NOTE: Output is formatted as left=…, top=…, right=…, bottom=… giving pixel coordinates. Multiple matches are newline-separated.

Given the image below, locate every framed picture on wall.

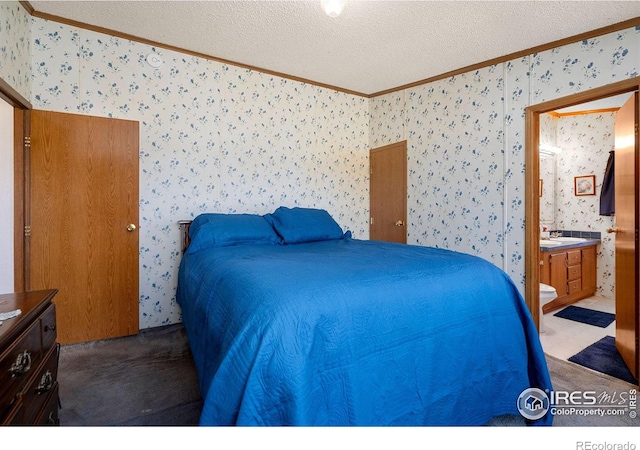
left=574, top=175, right=596, bottom=196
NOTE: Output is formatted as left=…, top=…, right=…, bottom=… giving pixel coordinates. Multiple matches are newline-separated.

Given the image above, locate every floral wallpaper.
left=369, top=91, right=405, bottom=148
left=405, top=66, right=506, bottom=270
left=0, top=1, right=31, bottom=101
left=504, top=56, right=534, bottom=286
left=554, top=112, right=617, bottom=298
left=371, top=26, right=639, bottom=295
left=1, top=0, right=638, bottom=328
left=25, top=16, right=369, bottom=328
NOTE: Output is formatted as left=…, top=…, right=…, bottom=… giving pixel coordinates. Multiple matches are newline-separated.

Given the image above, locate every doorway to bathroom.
left=537, top=97, right=624, bottom=375
left=525, top=77, right=640, bottom=385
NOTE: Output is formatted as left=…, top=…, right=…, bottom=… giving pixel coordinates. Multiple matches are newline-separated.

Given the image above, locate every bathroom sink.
left=550, top=237, right=587, bottom=242
left=540, top=236, right=589, bottom=247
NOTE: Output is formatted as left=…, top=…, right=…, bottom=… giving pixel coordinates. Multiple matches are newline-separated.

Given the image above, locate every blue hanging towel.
left=600, top=150, right=615, bottom=216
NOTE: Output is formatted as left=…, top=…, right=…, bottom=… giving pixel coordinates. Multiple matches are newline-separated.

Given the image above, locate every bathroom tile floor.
left=539, top=295, right=615, bottom=361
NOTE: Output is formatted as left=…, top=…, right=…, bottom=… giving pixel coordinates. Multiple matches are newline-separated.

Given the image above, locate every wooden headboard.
left=178, top=220, right=192, bottom=253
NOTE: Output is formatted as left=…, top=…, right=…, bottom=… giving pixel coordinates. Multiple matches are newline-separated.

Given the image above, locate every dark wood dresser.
left=0, top=289, right=59, bottom=425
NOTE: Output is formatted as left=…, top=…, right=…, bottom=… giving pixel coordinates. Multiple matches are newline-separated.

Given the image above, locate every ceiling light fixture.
left=321, top=0, right=345, bottom=17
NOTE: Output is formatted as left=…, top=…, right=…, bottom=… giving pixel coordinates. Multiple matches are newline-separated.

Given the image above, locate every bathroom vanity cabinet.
left=540, top=243, right=597, bottom=313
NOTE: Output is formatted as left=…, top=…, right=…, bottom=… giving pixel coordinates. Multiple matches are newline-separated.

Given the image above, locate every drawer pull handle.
left=9, top=350, right=32, bottom=377
left=36, top=370, right=54, bottom=394
left=44, top=324, right=56, bottom=332
left=47, top=411, right=58, bottom=425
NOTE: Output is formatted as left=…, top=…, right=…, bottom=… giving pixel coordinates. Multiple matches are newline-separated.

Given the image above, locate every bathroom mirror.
left=539, top=113, right=557, bottom=230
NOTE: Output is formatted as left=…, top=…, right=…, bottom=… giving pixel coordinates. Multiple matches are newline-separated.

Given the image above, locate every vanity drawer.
left=567, top=250, right=582, bottom=265
left=0, top=319, right=43, bottom=418
left=568, top=279, right=582, bottom=295
left=567, top=264, right=581, bottom=281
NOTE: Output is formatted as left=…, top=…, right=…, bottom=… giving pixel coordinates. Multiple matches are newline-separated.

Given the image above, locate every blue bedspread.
left=177, top=238, right=553, bottom=426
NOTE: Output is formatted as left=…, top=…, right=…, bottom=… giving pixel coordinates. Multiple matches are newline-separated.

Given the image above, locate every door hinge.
left=24, top=225, right=31, bottom=236
left=24, top=136, right=31, bottom=148
left=370, top=217, right=374, bottom=225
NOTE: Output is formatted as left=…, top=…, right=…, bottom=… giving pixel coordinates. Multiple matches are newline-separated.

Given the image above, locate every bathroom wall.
left=370, top=26, right=639, bottom=294
left=554, top=112, right=616, bottom=298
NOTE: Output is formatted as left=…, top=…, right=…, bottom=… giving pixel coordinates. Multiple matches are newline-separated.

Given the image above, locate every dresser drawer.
left=35, top=383, right=59, bottom=426
left=1, top=403, right=23, bottom=425
left=567, top=264, right=581, bottom=281
left=0, top=319, right=43, bottom=418
left=22, top=345, right=59, bottom=424
left=0, top=290, right=58, bottom=426
left=41, top=304, right=57, bottom=353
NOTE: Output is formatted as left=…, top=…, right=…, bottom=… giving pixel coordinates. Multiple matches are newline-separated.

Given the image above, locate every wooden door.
left=370, top=141, right=407, bottom=243
left=613, top=93, right=639, bottom=379
left=29, top=110, right=139, bottom=345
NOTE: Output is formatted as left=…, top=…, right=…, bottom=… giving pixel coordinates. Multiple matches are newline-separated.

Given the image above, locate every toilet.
left=539, top=283, right=558, bottom=333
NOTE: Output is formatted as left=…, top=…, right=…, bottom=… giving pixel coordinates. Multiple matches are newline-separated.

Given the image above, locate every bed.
left=176, top=207, right=553, bottom=426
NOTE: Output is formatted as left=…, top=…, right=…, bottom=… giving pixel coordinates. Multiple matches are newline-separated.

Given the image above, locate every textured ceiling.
left=28, top=1, right=640, bottom=96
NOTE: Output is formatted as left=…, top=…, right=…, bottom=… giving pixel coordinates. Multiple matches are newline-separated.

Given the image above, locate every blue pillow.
left=186, top=213, right=281, bottom=254
left=264, top=207, right=345, bottom=244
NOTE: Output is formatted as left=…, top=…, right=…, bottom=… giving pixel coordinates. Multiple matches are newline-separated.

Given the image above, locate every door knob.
left=606, top=227, right=620, bottom=234
left=395, top=220, right=405, bottom=227
left=127, top=223, right=137, bottom=232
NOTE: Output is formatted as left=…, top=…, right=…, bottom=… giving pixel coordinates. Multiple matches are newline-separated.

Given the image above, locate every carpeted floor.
left=57, top=324, right=203, bottom=426
left=544, top=354, right=638, bottom=426
left=56, top=323, right=638, bottom=427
